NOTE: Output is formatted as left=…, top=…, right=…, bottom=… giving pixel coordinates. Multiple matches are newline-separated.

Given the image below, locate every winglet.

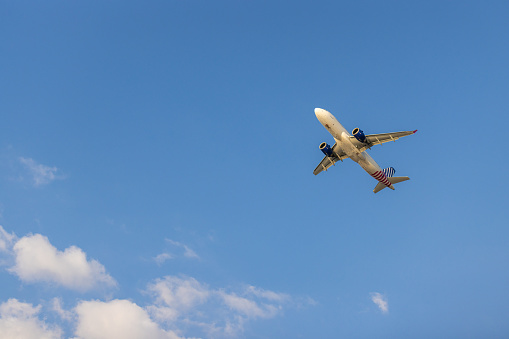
left=412, top=130, right=418, bottom=134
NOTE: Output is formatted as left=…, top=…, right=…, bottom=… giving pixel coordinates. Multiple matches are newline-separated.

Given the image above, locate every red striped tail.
left=371, top=170, right=393, bottom=188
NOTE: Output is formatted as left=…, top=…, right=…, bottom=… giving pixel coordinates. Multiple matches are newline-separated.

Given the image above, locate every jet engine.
left=319, top=142, right=334, bottom=157
left=352, top=128, right=367, bottom=143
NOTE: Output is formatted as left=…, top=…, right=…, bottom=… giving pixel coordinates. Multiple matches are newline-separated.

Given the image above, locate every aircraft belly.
left=321, top=115, right=348, bottom=140
left=314, top=107, right=413, bottom=191
left=358, top=152, right=382, bottom=175
left=328, top=125, right=346, bottom=140
left=339, top=132, right=362, bottom=161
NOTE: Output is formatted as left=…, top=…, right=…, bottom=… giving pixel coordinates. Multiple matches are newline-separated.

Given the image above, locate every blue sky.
left=1, top=1, right=508, bottom=338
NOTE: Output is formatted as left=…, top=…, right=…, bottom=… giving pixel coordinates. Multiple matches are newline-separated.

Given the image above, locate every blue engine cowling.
left=352, top=127, right=367, bottom=143
left=319, top=142, right=334, bottom=157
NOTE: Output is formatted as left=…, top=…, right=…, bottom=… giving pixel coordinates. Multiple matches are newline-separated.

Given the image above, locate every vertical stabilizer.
left=382, top=167, right=395, bottom=177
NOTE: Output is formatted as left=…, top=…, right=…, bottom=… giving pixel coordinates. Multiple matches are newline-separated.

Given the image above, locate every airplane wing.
left=313, top=143, right=349, bottom=175
left=349, top=130, right=417, bottom=152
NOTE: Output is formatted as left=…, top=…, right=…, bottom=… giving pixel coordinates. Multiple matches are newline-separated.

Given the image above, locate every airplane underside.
left=313, top=108, right=416, bottom=193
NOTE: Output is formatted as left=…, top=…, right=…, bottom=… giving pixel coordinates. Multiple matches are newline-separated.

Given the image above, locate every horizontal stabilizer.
left=388, top=176, right=410, bottom=185
left=373, top=176, right=410, bottom=194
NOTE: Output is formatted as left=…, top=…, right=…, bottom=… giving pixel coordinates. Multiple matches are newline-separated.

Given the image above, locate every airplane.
left=313, top=108, right=417, bottom=193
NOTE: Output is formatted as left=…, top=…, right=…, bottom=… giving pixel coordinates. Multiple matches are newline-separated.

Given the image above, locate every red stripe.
left=372, top=171, right=392, bottom=187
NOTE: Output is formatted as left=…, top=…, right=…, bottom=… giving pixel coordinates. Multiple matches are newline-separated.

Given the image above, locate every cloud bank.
left=0, top=226, right=308, bottom=338
left=0, top=275, right=294, bottom=339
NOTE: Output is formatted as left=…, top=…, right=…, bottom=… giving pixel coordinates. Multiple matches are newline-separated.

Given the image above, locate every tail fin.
left=382, top=167, right=395, bottom=178
left=373, top=176, right=410, bottom=193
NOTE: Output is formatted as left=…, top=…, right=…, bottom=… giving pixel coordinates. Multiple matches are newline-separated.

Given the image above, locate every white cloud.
left=0, top=298, right=62, bottom=339
left=51, top=298, right=73, bottom=322
left=147, top=275, right=290, bottom=337
left=9, top=233, right=116, bottom=291
left=245, top=285, right=290, bottom=302
left=166, top=239, right=199, bottom=259
left=147, top=276, right=210, bottom=314
left=0, top=298, right=41, bottom=320
left=0, top=225, right=15, bottom=253
left=146, top=305, right=179, bottom=324
left=371, top=292, right=388, bottom=313
left=218, top=291, right=279, bottom=319
left=153, top=240, right=199, bottom=265
left=74, top=299, right=181, bottom=339
left=181, top=247, right=198, bottom=259
left=18, top=157, right=60, bottom=187
left=154, top=253, right=173, bottom=265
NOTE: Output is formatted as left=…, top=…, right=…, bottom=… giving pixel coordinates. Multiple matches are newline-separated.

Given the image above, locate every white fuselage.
left=315, top=108, right=394, bottom=189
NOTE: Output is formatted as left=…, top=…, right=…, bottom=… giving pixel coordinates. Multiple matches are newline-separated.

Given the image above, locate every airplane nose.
left=315, top=108, right=331, bottom=120
left=314, top=107, right=326, bottom=117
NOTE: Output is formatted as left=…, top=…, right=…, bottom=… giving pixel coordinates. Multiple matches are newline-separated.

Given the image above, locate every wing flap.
left=350, top=130, right=417, bottom=151
left=313, top=156, right=338, bottom=175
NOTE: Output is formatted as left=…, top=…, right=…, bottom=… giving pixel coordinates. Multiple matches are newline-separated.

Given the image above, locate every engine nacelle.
left=352, top=127, right=367, bottom=143
left=319, top=142, right=334, bottom=157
